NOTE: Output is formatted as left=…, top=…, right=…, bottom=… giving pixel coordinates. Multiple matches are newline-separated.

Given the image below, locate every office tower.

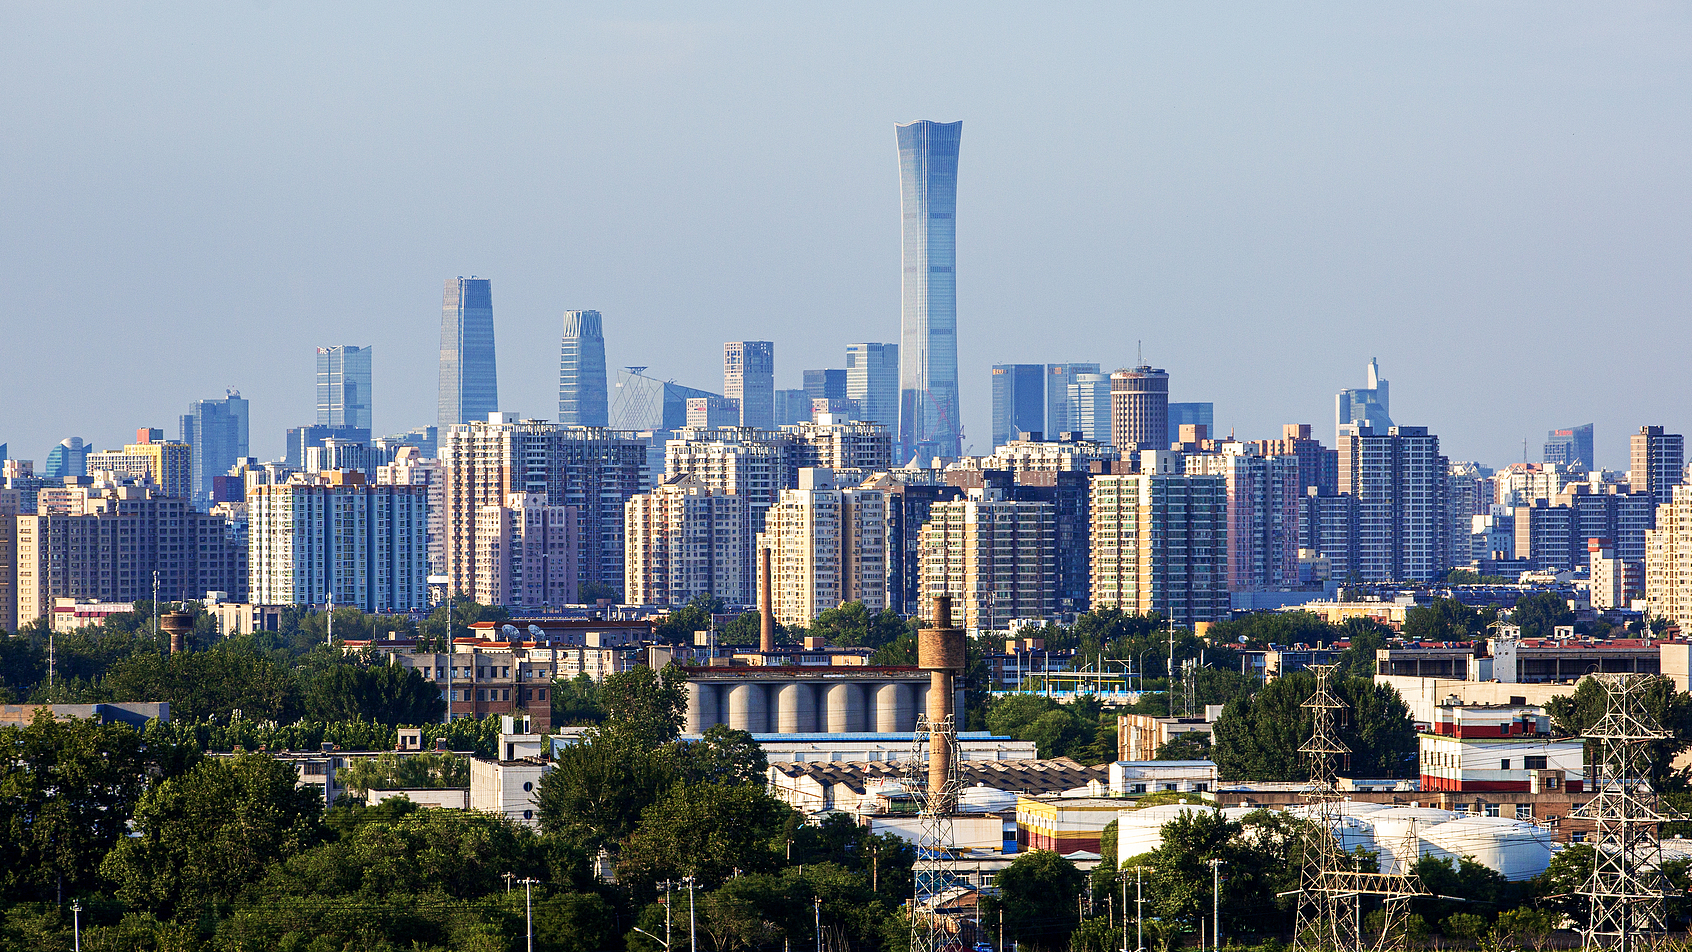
left=15, top=479, right=246, bottom=623
left=304, top=438, right=371, bottom=475
left=1631, top=426, right=1685, bottom=508
left=1336, top=358, right=1393, bottom=443
left=375, top=446, right=445, bottom=576
left=803, top=369, right=848, bottom=403
left=1167, top=403, right=1215, bottom=449
left=285, top=425, right=371, bottom=470
left=442, top=417, right=647, bottom=599
left=559, top=310, right=609, bottom=426
left=612, top=369, right=720, bottom=431
left=1338, top=424, right=1448, bottom=582
left=1089, top=469, right=1229, bottom=627
left=625, top=474, right=751, bottom=606
left=438, top=277, right=499, bottom=426
left=1110, top=366, right=1170, bottom=451
left=1446, top=461, right=1491, bottom=569
left=1248, top=424, right=1340, bottom=497
left=896, top=120, right=964, bottom=463
left=248, top=471, right=427, bottom=611
left=846, top=343, right=899, bottom=429
left=686, top=396, right=742, bottom=429
left=1646, top=484, right=1692, bottom=632
left=85, top=429, right=192, bottom=500
left=1185, top=445, right=1301, bottom=592
left=785, top=419, right=895, bottom=474
left=991, top=364, right=1046, bottom=449
left=42, top=438, right=87, bottom=480
left=724, top=341, right=775, bottom=429
left=759, top=468, right=887, bottom=626
left=810, top=398, right=862, bottom=421
left=919, top=487, right=1055, bottom=630
left=773, top=389, right=810, bottom=426
left=317, top=346, right=372, bottom=430
left=474, top=492, right=578, bottom=608
left=665, top=428, right=790, bottom=542
left=181, top=392, right=249, bottom=509
left=1043, top=363, right=1101, bottom=439
left=1065, top=374, right=1112, bottom=444
left=1544, top=424, right=1595, bottom=472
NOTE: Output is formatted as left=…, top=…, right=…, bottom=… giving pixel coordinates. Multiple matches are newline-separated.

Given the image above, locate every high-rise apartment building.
left=1248, top=424, right=1340, bottom=497
left=1110, top=367, right=1170, bottom=451
left=862, top=473, right=964, bottom=616
left=919, top=487, right=1055, bottom=631
left=724, top=341, right=775, bottom=430
left=1335, top=358, right=1392, bottom=444
left=1044, top=363, right=1101, bottom=439
left=785, top=419, right=895, bottom=474
left=559, top=310, right=609, bottom=427
left=1631, top=426, right=1685, bottom=508
left=625, top=474, right=751, bottom=606
left=845, top=343, right=899, bottom=429
left=759, top=468, right=886, bottom=626
left=284, top=425, right=370, bottom=470
left=438, top=278, right=500, bottom=427
left=991, top=364, right=1047, bottom=449
left=442, top=415, right=647, bottom=600
left=375, top=446, right=445, bottom=575
left=665, top=428, right=789, bottom=541
left=968, top=468, right=1096, bottom=615
left=1186, top=445, right=1301, bottom=592
left=0, top=494, right=17, bottom=632
left=248, top=471, right=427, bottom=611
left=1544, top=424, right=1595, bottom=472
left=1646, top=484, right=1692, bottom=632
left=1167, top=403, right=1215, bottom=449
left=896, top=120, right=964, bottom=463
left=181, top=391, right=250, bottom=509
left=15, top=478, right=246, bottom=623
left=1089, top=467, right=1229, bottom=628
left=42, top=438, right=88, bottom=480
left=1303, top=492, right=1359, bottom=582
left=474, top=492, right=578, bottom=609
left=686, top=397, right=742, bottom=429
left=1338, top=424, right=1448, bottom=582
left=317, top=346, right=372, bottom=431
left=86, top=429, right=192, bottom=501
left=1590, top=538, right=1642, bottom=613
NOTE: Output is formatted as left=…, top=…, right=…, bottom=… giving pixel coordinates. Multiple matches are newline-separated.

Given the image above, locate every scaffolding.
left=1293, top=664, right=1425, bottom=952
left=907, top=713, right=962, bottom=952
left=1574, top=673, right=1675, bottom=952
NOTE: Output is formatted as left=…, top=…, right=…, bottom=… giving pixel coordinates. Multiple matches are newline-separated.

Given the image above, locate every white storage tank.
left=1363, top=807, right=1459, bottom=874
left=1420, top=816, right=1553, bottom=881
left=957, top=784, right=1018, bottom=814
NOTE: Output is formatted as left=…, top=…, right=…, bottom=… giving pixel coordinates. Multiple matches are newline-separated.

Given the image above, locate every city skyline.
left=3, top=6, right=1690, bottom=470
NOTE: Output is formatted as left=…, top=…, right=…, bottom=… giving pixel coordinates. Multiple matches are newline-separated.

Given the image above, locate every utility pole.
left=687, top=876, right=698, bottom=952
left=814, top=897, right=822, bottom=952
left=1121, top=870, right=1129, bottom=952
left=1167, top=619, right=1176, bottom=717
left=71, top=900, right=81, bottom=952
left=1136, top=865, right=1144, bottom=952
left=1211, top=859, right=1224, bottom=950
left=444, top=596, right=453, bottom=725
left=664, top=880, right=673, bottom=950
left=520, top=878, right=539, bottom=952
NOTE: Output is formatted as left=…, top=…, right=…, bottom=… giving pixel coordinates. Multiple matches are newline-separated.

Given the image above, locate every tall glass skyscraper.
left=316, top=345, right=371, bottom=430
left=896, top=120, right=963, bottom=462
left=559, top=310, right=609, bottom=426
left=182, top=390, right=250, bottom=508
left=991, top=364, right=1046, bottom=448
left=43, top=437, right=88, bottom=479
left=845, top=342, right=898, bottom=429
left=438, top=277, right=499, bottom=426
left=724, top=341, right=775, bottom=429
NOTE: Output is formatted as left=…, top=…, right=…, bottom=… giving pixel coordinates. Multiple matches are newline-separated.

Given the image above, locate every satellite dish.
left=501, top=624, right=519, bottom=639
left=529, top=624, right=545, bottom=640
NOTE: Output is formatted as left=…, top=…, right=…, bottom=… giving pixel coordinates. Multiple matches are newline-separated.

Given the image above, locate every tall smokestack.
left=917, top=595, right=965, bottom=812
left=759, top=546, right=774, bottom=653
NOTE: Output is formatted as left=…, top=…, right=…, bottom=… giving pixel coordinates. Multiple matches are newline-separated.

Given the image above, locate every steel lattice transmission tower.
left=907, top=596, right=967, bottom=952
left=1574, top=673, right=1675, bottom=952
left=1293, top=665, right=1426, bottom=952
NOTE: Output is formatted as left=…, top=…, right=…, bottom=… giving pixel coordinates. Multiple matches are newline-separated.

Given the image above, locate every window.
left=1163, top=783, right=1178, bottom=792
left=1500, top=759, right=1511, bottom=770
left=1517, top=804, right=1533, bottom=819
left=523, top=781, right=533, bottom=792
left=1484, top=803, right=1500, bottom=817
left=477, top=689, right=486, bottom=702
left=523, top=809, right=533, bottom=821
left=1525, top=756, right=1548, bottom=770
left=1131, top=783, right=1147, bottom=794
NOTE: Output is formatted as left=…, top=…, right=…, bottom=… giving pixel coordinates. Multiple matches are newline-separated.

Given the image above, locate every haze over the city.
left=3, top=3, right=1689, bottom=467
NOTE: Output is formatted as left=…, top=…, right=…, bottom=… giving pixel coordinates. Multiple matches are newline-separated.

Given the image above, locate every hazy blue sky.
left=3, top=4, right=1689, bottom=470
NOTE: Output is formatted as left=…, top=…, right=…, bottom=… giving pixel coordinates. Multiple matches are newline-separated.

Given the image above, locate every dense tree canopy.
left=1209, top=672, right=1416, bottom=780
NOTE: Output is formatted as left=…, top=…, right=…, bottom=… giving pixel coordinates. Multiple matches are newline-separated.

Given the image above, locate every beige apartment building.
left=85, top=429, right=192, bottom=501
left=1089, top=468, right=1228, bottom=628
left=474, top=492, right=577, bottom=609
left=919, top=487, right=1055, bottom=631
left=1646, top=483, right=1692, bottom=632
left=759, top=468, right=886, bottom=626
left=624, top=474, right=750, bottom=606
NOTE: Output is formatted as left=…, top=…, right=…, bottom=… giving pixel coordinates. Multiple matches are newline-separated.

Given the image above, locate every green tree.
left=536, top=730, right=675, bottom=848
left=97, top=641, right=297, bottom=720
left=601, top=664, right=689, bottom=745
left=550, top=672, right=605, bottom=726
left=1546, top=676, right=1692, bottom=790
left=672, top=724, right=768, bottom=786
left=337, top=751, right=469, bottom=793
left=102, top=752, right=325, bottom=920
left=979, top=850, right=1087, bottom=952
left=300, top=654, right=445, bottom=724
left=1210, top=673, right=1415, bottom=780
left=1403, top=598, right=1491, bottom=642
left=618, top=782, right=790, bottom=890
left=805, top=602, right=911, bottom=650
left=1156, top=731, right=1213, bottom=761
left=1510, top=592, right=1575, bottom=639
left=655, top=593, right=727, bottom=644
left=0, top=712, right=172, bottom=903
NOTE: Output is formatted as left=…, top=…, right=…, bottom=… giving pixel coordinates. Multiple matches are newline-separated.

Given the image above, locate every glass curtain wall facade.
left=316, top=346, right=371, bottom=430
left=896, top=120, right=963, bottom=462
left=181, top=391, right=250, bottom=508
left=559, top=310, right=609, bottom=426
left=438, top=278, right=499, bottom=426
left=991, top=364, right=1046, bottom=448
left=846, top=343, right=898, bottom=429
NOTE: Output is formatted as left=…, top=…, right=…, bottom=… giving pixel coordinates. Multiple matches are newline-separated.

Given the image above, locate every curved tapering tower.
left=559, top=310, right=609, bottom=426
left=896, top=120, right=963, bottom=463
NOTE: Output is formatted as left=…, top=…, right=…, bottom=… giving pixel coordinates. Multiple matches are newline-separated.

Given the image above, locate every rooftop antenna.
left=1137, top=340, right=1143, bottom=366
